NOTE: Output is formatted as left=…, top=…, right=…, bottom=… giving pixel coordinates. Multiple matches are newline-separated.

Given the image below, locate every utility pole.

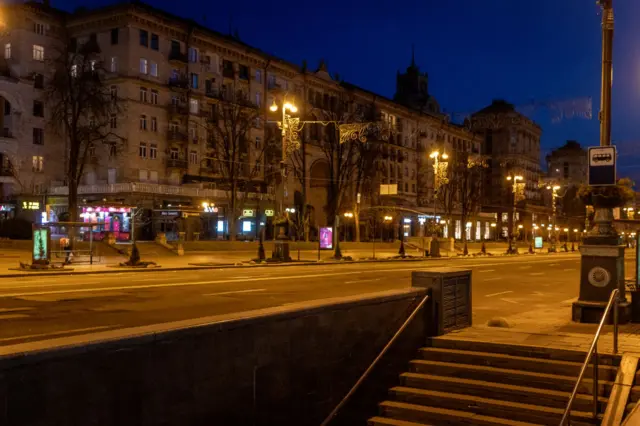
left=599, top=0, right=613, bottom=148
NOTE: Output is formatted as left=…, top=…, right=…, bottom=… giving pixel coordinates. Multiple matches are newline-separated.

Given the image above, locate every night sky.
left=53, top=0, right=640, bottom=179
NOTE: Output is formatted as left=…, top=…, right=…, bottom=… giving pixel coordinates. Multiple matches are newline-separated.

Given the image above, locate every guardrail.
left=559, top=288, right=619, bottom=425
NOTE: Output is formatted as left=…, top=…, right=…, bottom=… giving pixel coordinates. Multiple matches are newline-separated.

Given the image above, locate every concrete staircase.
left=368, top=338, right=621, bottom=426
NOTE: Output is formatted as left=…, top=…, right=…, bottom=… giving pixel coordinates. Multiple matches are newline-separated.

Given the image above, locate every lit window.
left=110, top=57, right=117, bottom=73
left=139, top=58, right=148, bottom=74
left=32, top=45, right=44, bottom=61
left=71, top=64, right=78, bottom=77
left=189, top=99, right=199, bottom=114
left=32, top=156, right=43, bottom=172
left=4, top=43, right=10, bottom=59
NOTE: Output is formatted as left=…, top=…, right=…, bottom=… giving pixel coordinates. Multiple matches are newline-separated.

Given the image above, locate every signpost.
left=588, top=146, right=616, bottom=186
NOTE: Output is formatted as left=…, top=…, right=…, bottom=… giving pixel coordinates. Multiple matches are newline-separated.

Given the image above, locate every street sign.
left=588, top=146, right=616, bottom=186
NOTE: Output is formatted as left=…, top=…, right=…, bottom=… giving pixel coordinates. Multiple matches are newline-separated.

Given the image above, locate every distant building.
left=545, top=140, right=587, bottom=186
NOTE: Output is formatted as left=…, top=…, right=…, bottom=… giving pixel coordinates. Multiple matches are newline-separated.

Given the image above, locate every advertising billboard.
left=319, top=227, right=333, bottom=250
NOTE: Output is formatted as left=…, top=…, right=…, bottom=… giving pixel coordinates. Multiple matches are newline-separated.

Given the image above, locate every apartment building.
left=0, top=1, right=496, bottom=242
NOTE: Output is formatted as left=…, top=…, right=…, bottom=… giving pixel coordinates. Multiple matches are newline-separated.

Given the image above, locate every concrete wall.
left=0, top=288, right=428, bottom=426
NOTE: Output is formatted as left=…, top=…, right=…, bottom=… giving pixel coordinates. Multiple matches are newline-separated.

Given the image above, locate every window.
left=110, top=57, right=117, bottom=73
left=150, top=90, right=158, bottom=105
left=150, top=61, right=158, bottom=77
left=139, top=87, right=148, bottom=102
left=110, top=114, right=117, bottom=129
left=169, top=122, right=178, bottom=133
left=33, top=128, right=44, bottom=145
left=109, top=145, right=117, bottom=157
left=88, top=145, right=95, bottom=158
left=189, top=126, right=197, bottom=142
left=34, top=73, right=44, bottom=89
left=139, top=143, right=147, bottom=158
left=255, top=136, right=261, bottom=148
left=71, top=64, right=78, bottom=78
left=189, top=151, right=198, bottom=164
left=34, top=22, right=45, bottom=35
left=238, top=65, right=249, bottom=80
left=150, top=33, right=159, bottom=50
left=110, top=85, right=118, bottom=99
left=139, top=169, right=148, bottom=181
left=33, top=101, right=44, bottom=117
left=32, top=156, right=43, bottom=172
left=149, top=144, right=157, bottom=159
left=4, top=43, right=10, bottom=59
left=267, top=73, right=276, bottom=88
left=139, top=115, right=147, bottom=130
left=170, top=148, right=179, bottom=160
left=32, top=45, right=44, bottom=61
left=189, top=99, right=199, bottom=114
left=255, top=91, right=262, bottom=107
left=412, top=183, right=416, bottom=193
left=111, top=28, right=119, bottom=45
left=139, top=58, right=148, bottom=74
left=139, top=29, right=148, bottom=47
left=191, top=73, right=199, bottom=89
left=255, top=69, right=262, bottom=83
left=188, top=47, right=198, bottom=63
left=150, top=170, right=158, bottom=182
left=151, top=117, right=157, bottom=132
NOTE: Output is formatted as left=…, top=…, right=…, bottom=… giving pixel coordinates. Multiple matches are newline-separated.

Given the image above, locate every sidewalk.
left=442, top=296, right=640, bottom=355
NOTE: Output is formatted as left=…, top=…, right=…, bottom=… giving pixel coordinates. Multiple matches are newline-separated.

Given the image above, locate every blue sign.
left=588, top=146, right=616, bottom=186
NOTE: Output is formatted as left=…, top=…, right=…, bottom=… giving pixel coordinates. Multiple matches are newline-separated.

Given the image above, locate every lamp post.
left=429, top=150, right=448, bottom=226
left=546, top=184, right=561, bottom=252
left=506, top=174, right=523, bottom=254
left=269, top=97, right=297, bottom=261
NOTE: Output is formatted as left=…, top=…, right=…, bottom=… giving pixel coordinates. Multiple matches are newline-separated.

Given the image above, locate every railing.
left=559, top=289, right=619, bottom=425
left=319, top=293, right=430, bottom=426
left=47, top=182, right=273, bottom=200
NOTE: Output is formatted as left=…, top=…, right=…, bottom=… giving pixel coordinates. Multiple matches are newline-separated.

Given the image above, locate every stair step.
left=401, top=372, right=608, bottom=413
left=419, top=347, right=617, bottom=379
left=368, top=416, right=432, bottom=426
left=390, top=386, right=599, bottom=425
left=409, top=360, right=613, bottom=395
left=379, top=400, right=543, bottom=425
left=429, top=338, right=620, bottom=366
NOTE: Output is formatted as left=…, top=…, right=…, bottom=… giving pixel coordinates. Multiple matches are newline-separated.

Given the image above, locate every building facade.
left=0, top=1, right=528, bottom=243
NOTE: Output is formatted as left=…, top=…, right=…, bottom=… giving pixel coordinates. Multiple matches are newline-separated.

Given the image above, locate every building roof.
left=472, top=99, right=517, bottom=115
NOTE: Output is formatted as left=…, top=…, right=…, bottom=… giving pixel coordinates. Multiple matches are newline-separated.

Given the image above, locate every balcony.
left=167, top=103, right=189, bottom=116
left=168, top=76, right=189, bottom=90
left=167, top=130, right=188, bottom=142
left=169, top=50, right=188, bottom=64
left=167, top=158, right=188, bottom=169
left=47, top=182, right=272, bottom=200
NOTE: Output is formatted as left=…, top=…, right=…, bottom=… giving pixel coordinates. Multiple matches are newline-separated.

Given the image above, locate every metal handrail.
left=559, top=289, right=619, bottom=425
left=319, top=293, right=430, bottom=426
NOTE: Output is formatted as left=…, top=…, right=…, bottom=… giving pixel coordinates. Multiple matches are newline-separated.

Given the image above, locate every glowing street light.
left=343, top=212, right=354, bottom=218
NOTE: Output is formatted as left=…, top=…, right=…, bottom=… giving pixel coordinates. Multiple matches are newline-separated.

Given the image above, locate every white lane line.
left=345, top=278, right=382, bottom=284
left=485, top=290, right=513, bottom=298
left=0, top=307, right=33, bottom=313
left=131, top=278, right=163, bottom=282
left=519, top=266, right=532, bottom=270
left=549, top=264, right=558, bottom=266
left=0, top=325, right=118, bottom=343
left=202, top=289, right=266, bottom=297
left=0, top=281, right=101, bottom=290
left=529, top=272, right=545, bottom=276
left=501, top=298, right=520, bottom=304
left=480, top=277, right=501, bottom=282
left=563, top=268, right=575, bottom=272
left=0, top=314, right=29, bottom=320
left=477, top=269, right=495, bottom=273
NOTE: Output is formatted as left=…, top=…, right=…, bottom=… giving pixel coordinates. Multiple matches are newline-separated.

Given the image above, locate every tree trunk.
left=333, top=214, right=341, bottom=259
left=68, top=177, right=79, bottom=250
left=354, top=202, right=361, bottom=243
left=228, top=185, right=237, bottom=241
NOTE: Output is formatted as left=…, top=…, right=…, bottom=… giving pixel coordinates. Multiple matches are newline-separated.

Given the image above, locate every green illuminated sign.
left=32, top=227, right=50, bottom=264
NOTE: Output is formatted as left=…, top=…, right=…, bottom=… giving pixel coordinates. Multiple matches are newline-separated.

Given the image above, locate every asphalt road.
left=0, top=253, right=633, bottom=348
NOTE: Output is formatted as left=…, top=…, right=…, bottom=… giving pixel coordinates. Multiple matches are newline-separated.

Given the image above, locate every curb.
left=0, top=251, right=582, bottom=278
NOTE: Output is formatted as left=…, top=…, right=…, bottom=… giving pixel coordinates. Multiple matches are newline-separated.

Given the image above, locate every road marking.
left=0, top=281, right=101, bottom=290
left=549, top=264, right=558, bottom=266
left=0, top=325, right=118, bottom=343
left=131, top=278, right=163, bottom=282
left=480, top=277, right=501, bottom=282
left=202, top=289, right=266, bottom=296
left=345, top=278, right=382, bottom=284
left=0, top=314, right=29, bottom=320
left=529, top=272, right=545, bottom=276
left=0, top=307, right=33, bottom=313
left=485, top=290, right=513, bottom=298
left=519, top=266, right=532, bottom=269
left=477, top=269, right=495, bottom=273
left=501, top=298, right=520, bottom=304
left=563, top=268, right=575, bottom=272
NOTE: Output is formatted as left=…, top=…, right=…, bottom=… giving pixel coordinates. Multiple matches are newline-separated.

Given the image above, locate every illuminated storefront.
left=79, top=205, right=133, bottom=241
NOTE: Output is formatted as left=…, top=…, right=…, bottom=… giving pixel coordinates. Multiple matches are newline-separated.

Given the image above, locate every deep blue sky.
left=55, top=0, right=640, bottom=178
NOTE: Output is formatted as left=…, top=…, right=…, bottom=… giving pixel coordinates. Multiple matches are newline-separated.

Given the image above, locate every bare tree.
left=455, top=152, right=488, bottom=255
left=204, top=87, right=266, bottom=241
left=45, top=33, right=125, bottom=244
